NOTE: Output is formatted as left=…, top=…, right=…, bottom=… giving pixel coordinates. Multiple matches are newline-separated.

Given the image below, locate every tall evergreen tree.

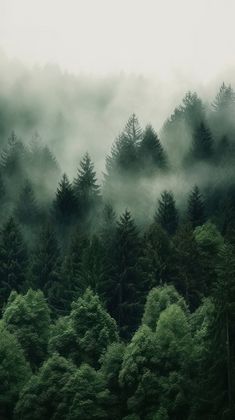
left=53, top=173, right=77, bottom=225
left=30, top=225, right=61, bottom=312
left=212, top=244, right=235, bottom=416
left=73, top=153, right=100, bottom=222
left=110, top=210, right=144, bottom=338
left=15, top=179, right=39, bottom=226
left=173, top=224, right=204, bottom=308
left=155, top=190, right=178, bottom=235
left=0, top=217, right=27, bottom=307
left=139, top=124, right=167, bottom=174
left=187, top=185, right=205, bottom=228
left=212, top=83, right=235, bottom=112
left=105, top=114, right=142, bottom=177
left=191, top=122, right=213, bottom=161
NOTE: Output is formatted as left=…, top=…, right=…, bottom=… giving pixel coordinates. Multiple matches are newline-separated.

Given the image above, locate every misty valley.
left=0, top=80, right=235, bottom=420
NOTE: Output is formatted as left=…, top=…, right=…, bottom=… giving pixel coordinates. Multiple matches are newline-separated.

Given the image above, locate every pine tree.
left=142, top=222, right=175, bottom=288
left=0, top=217, right=27, bottom=307
left=1, top=131, right=25, bottom=176
left=191, top=122, right=213, bottom=161
left=212, top=244, right=235, bottom=415
left=61, top=227, right=89, bottom=304
left=15, top=179, right=39, bottom=226
left=30, top=225, right=61, bottom=312
left=105, top=114, right=142, bottom=177
left=187, top=185, right=205, bottom=228
left=110, top=210, right=144, bottom=338
left=139, top=124, right=167, bottom=174
left=173, top=224, right=203, bottom=308
left=73, top=153, right=100, bottom=222
left=155, top=190, right=178, bottom=235
left=53, top=173, right=77, bottom=223
left=212, top=83, right=235, bottom=112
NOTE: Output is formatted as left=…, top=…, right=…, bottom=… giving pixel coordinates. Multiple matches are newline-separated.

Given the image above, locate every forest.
left=0, top=82, right=235, bottom=420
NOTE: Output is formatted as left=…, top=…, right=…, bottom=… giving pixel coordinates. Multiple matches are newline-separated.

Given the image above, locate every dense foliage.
left=1, top=84, right=235, bottom=419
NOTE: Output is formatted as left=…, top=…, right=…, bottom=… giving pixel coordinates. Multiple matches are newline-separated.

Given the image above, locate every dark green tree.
left=187, top=185, right=205, bottom=228
left=191, top=122, right=213, bottom=161
left=105, top=114, right=142, bottom=177
left=139, top=124, right=167, bottom=174
left=173, top=224, right=204, bottom=308
left=14, top=353, right=74, bottom=420
left=141, top=222, right=175, bottom=288
left=119, top=324, right=159, bottom=419
left=49, top=288, right=118, bottom=367
left=142, top=285, right=187, bottom=331
left=52, top=173, right=77, bottom=224
left=110, top=210, right=144, bottom=338
left=100, top=342, right=126, bottom=419
left=73, top=153, right=100, bottom=222
left=15, top=180, right=39, bottom=226
left=56, top=363, right=111, bottom=420
left=0, top=217, right=27, bottom=307
left=0, top=323, right=31, bottom=420
left=3, top=289, right=51, bottom=369
left=30, top=225, right=61, bottom=312
left=155, top=191, right=178, bottom=235
left=211, top=244, right=235, bottom=416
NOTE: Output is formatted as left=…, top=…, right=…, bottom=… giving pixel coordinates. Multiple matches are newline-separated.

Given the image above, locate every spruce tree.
left=191, top=122, right=213, bottom=161
left=212, top=82, right=235, bottom=112
left=110, top=210, right=144, bottom=338
left=139, top=124, right=167, bottom=174
left=155, top=190, right=178, bottom=235
left=53, top=173, right=77, bottom=223
left=187, top=185, right=205, bottom=228
left=15, top=179, right=39, bottom=226
left=212, top=244, right=235, bottom=415
left=30, top=225, right=61, bottom=312
left=0, top=217, right=27, bottom=306
left=105, top=114, right=142, bottom=177
left=73, top=153, right=100, bottom=221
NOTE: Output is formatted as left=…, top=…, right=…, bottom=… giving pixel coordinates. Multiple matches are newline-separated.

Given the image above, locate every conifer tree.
left=1, top=131, right=25, bottom=176
left=0, top=217, right=27, bottom=306
left=139, top=124, right=167, bottom=174
left=30, top=225, right=61, bottom=311
left=212, top=244, right=235, bottom=415
left=53, top=173, right=77, bottom=223
left=15, top=179, right=39, bottom=226
left=73, top=153, right=100, bottom=221
left=105, top=114, right=142, bottom=177
left=212, top=83, right=235, bottom=112
left=191, top=122, right=213, bottom=161
left=110, top=210, right=144, bottom=338
left=155, top=190, right=178, bottom=235
left=187, top=185, right=205, bottom=228
left=173, top=224, right=203, bottom=308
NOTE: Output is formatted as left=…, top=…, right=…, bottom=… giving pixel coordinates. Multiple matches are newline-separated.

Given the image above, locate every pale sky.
left=0, top=0, right=235, bottom=82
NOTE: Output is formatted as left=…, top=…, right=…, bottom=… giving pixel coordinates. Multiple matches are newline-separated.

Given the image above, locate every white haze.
left=1, top=0, right=235, bottom=177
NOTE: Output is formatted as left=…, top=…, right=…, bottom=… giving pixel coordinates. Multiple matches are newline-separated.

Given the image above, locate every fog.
left=1, top=0, right=235, bottom=222
left=0, top=49, right=234, bottom=178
